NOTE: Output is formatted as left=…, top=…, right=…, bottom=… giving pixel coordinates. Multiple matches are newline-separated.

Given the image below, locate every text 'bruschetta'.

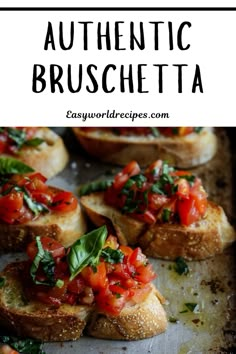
left=73, top=127, right=217, bottom=168
left=80, top=160, right=235, bottom=260
left=0, top=127, right=69, bottom=178
left=0, top=157, right=86, bottom=251
left=0, top=226, right=167, bottom=341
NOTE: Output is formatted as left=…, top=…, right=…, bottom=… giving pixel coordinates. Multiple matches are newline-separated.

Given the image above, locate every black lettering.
left=50, top=65, right=64, bottom=93
left=130, top=22, right=145, bottom=50
left=44, top=22, right=55, bottom=50
left=192, top=64, right=203, bottom=93
left=67, top=64, right=83, bottom=93
left=87, top=64, right=98, bottom=93
left=137, top=64, right=148, bottom=93
left=115, top=22, right=125, bottom=50
left=173, top=64, right=188, bottom=93
left=177, top=22, right=191, bottom=50
left=78, top=21, right=93, bottom=50
left=120, top=65, right=134, bottom=93
left=149, top=22, right=164, bottom=50
left=153, top=64, right=168, bottom=93
left=32, top=65, right=46, bottom=93
left=59, top=22, right=74, bottom=50
left=97, top=22, right=111, bottom=50
left=102, top=65, right=116, bottom=93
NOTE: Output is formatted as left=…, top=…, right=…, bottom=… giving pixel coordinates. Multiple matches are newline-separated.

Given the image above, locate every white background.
left=0, top=9, right=235, bottom=126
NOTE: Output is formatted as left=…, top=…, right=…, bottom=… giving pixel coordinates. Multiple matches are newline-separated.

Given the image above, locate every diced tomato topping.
left=24, top=233, right=156, bottom=317
left=0, top=170, right=78, bottom=224
left=50, top=191, right=78, bottom=212
left=104, top=159, right=208, bottom=227
left=26, top=237, right=65, bottom=261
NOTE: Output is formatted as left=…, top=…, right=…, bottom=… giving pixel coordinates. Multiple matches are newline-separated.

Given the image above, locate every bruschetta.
left=0, top=157, right=86, bottom=251
left=0, top=226, right=167, bottom=341
left=0, top=127, right=69, bottom=178
left=80, top=160, right=235, bottom=260
left=72, top=127, right=217, bottom=168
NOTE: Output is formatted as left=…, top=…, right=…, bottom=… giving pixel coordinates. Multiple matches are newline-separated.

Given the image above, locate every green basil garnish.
left=30, top=236, right=56, bottom=286
left=150, top=127, right=160, bottom=137
left=101, top=247, right=124, bottom=264
left=0, top=335, right=45, bottom=354
left=6, top=127, right=26, bottom=149
left=194, top=127, right=203, bottom=133
left=79, top=179, right=113, bottom=196
left=24, top=137, right=44, bottom=147
left=174, top=257, right=189, bottom=275
left=0, top=277, right=5, bottom=288
left=184, top=303, right=199, bottom=313
left=12, top=185, right=49, bottom=216
left=0, top=157, right=34, bottom=175
left=162, top=208, right=171, bottom=222
left=67, top=225, right=108, bottom=280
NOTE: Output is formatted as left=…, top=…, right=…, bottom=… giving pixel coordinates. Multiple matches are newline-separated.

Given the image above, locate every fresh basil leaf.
left=194, top=127, right=203, bottom=133
left=79, top=179, right=113, bottom=196
left=0, top=277, right=5, bottom=288
left=172, top=128, right=179, bottom=135
left=12, top=186, right=49, bottom=216
left=7, top=127, right=26, bottom=148
left=174, top=257, right=189, bottom=275
left=68, top=225, right=108, bottom=280
left=30, top=236, right=56, bottom=286
left=101, top=247, right=124, bottom=264
left=23, top=191, right=49, bottom=216
left=184, top=303, right=199, bottom=313
left=24, top=137, right=44, bottom=147
left=0, top=157, right=34, bottom=175
left=0, top=128, right=4, bottom=133
left=0, top=335, right=45, bottom=354
left=162, top=208, right=171, bottom=222
left=150, top=127, right=160, bottom=137
left=151, top=182, right=165, bottom=195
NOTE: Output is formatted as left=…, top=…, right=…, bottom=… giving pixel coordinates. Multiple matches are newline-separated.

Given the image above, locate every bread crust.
left=0, top=187, right=87, bottom=252
left=0, top=263, right=167, bottom=342
left=0, top=263, right=93, bottom=341
left=3, top=128, right=69, bottom=178
left=73, top=128, right=217, bottom=168
left=81, top=193, right=236, bottom=261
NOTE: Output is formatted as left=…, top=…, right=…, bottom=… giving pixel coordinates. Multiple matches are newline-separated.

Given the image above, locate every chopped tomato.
left=129, top=247, right=147, bottom=268
left=0, top=344, right=19, bottom=354
left=50, top=191, right=78, bottom=212
left=177, top=198, right=200, bottom=226
left=81, top=262, right=108, bottom=290
left=131, top=210, right=156, bottom=224
left=134, top=264, right=156, bottom=283
left=0, top=191, right=24, bottom=224
left=95, top=286, right=127, bottom=316
left=67, top=275, right=86, bottom=294
left=145, top=160, right=163, bottom=181
left=113, top=161, right=140, bottom=190
left=148, top=193, right=169, bottom=211
left=175, top=178, right=190, bottom=199
left=26, top=237, right=65, bottom=261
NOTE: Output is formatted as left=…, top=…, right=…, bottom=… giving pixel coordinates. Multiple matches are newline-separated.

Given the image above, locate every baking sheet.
left=0, top=128, right=235, bottom=354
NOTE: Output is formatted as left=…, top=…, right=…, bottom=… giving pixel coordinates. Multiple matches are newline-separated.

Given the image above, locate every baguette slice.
left=0, top=263, right=167, bottom=342
left=0, top=262, right=93, bottom=341
left=2, top=128, right=69, bottom=178
left=80, top=192, right=236, bottom=261
left=73, top=127, right=217, bottom=168
left=0, top=187, right=86, bottom=252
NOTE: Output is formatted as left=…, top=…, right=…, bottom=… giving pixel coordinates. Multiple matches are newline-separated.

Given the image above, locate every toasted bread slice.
left=0, top=263, right=167, bottom=342
left=2, top=128, right=69, bottom=178
left=73, top=128, right=217, bottom=168
left=0, top=187, right=86, bottom=252
left=0, top=262, right=93, bottom=341
left=87, top=285, right=167, bottom=340
left=80, top=192, right=236, bottom=260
